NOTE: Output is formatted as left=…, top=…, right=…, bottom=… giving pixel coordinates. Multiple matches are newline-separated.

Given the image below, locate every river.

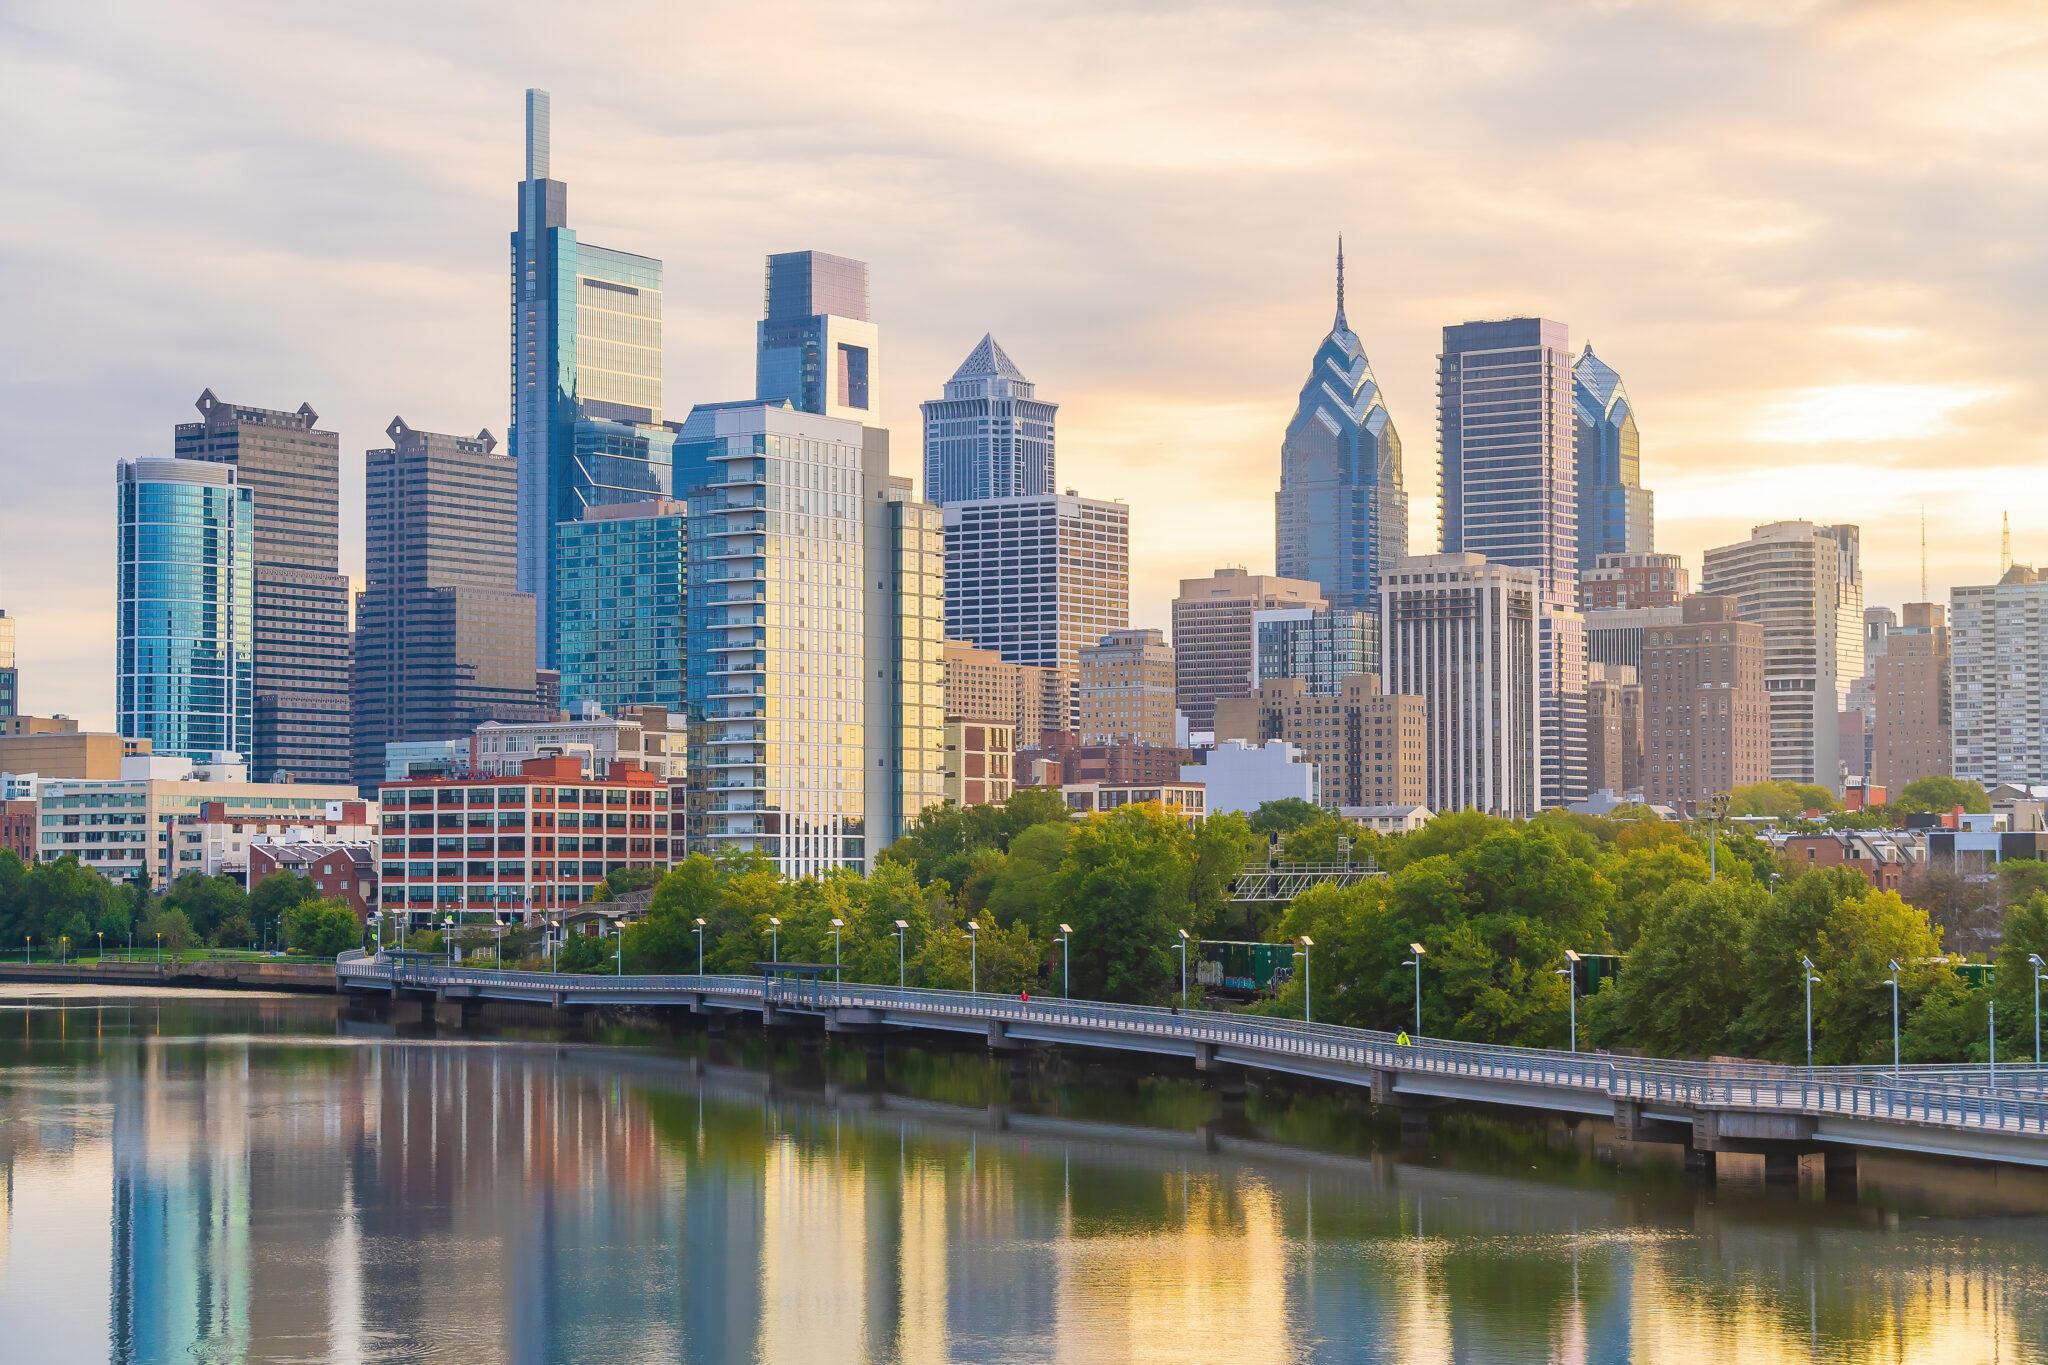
left=0, top=987, right=2044, bottom=1363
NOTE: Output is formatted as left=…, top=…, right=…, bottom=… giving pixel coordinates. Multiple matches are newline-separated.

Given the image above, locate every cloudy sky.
left=2, top=0, right=2043, bottom=727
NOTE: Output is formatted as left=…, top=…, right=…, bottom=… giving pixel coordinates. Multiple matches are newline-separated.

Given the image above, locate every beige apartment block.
left=1212, top=674, right=1427, bottom=809
left=1871, top=602, right=1951, bottom=792
left=1076, top=628, right=1178, bottom=749
left=1171, top=567, right=1324, bottom=733
left=1640, top=595, right=1772, bottom=810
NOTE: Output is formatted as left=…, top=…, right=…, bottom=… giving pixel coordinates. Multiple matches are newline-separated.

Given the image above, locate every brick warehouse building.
left=378, top=755, right=670, bottom=927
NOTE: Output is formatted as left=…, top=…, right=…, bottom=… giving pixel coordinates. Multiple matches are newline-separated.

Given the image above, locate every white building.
left=1340, top=803, right=1434, bottom=834
left=1181, top=739, right=1318, bottom=816
left=1953, top=567, right=2048, bottom=787
left=472, top=707, right=684, bottom=783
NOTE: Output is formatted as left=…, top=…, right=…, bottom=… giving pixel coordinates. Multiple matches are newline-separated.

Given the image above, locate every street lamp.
left=1297, top=936, right=1314, bottom=1023
left=1886, top=959, right=1902, bottom=1075
left=1557, top=949, right=1581, bottom=1053
left=1989, top=998, right=1998, bottom=1089
left=1175, top=929, right=1190, bottom=1010
left=967, top=920, right=980, bottom=994
left=615, top=914, right=624, bottom=976
left=1801, top=955, right=1820, bottom=1068
left=443, top=915, right=455, bottom=966
left=1404, top=943, right=1427, bottom=1037
left=2030, top=953, right=2045, bottom=1066
left=831, top=918, right=844, bottom=982
left=97, top=931, right=104, bottom=963
left=1058, top=924, right=1073, bottom=998
left=694, top=917, right=707, bottom=976
left=894, top=919, right=910, bottom=988
left=769, top=915, right=781, bottom=965
left=156, top=932, right=162, bottom=966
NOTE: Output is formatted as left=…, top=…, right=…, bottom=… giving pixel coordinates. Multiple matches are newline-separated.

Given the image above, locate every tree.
left=209, top=913, right=256, bottom=949
left=1188, top=811, right=1261, bottom=937
left=141, top=906, right=196, bottom=954
left=161, top=873, right=247, bottom=942
left=1382, top=809, right=1502, bottom=871
left=590, top=865, right=664, bottom=903
left=1990, top=894, right=2048, bottom=1059
left=1724, top=781, right=1838, bottom=818
left=913, top=916, right=1038, bottom=994
left=1277, top=813, right=1377, bottom=867
left=1588, top=880, right=1765, bottom=1057
left=1600, top=841, right=1713, bottom=951
left=980, top=822, right=1070, bottom=930
left=1047, top=804, right=1191, bottom=1002
left=1894, top=776, right=1991, bottom=815
left=625, top=854, right=725, bottom=972
left=1247, top=798, right=1324, bottom=836
left=284, top=899, right=361, bottom=958
left=248, top=871, right=315, bottom=946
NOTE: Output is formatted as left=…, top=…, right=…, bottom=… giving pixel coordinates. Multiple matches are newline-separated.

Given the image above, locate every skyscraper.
left=0, top=610, right=15, bottom=717
left=510, top=89, right=668, bottom=660
left=942, top=493, right=1129, bottom=676
left=353, top=418, right=547, bottom=790
left=553, top=500, right=688, bottom=716
left=1171, top=567, right=1324, bottom=733
left=1572, top=344, right=1652, bottom=573
left=1701, top=521, right=1864, bottom=790
left=1953, top=566, right=2048, bottom=786
left=756, top=251, right=880, bottom=424
left=921, top=334, right=1057, bottom=506
left=1640, top=595, right=1771, bottom=809
left=116, top=459, right=253, bottom=763
left=174, top=389, right=349, bottom=783
left=1870, top=602, right=1950, bottom=793
left=1275, top=242, right=1408, bottom=614
left=863, top=435, right=947, bottom=857
left=1252, top=606, right=1379, bottom=696
left=1439, top=317, right=1584, bottom=807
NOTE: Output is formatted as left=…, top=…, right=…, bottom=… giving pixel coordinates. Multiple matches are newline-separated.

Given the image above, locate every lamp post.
left=615, top=915, right=624, bottom=976
left=967, top=920, right=980, bottom=994
left=894, top=919, right=910, bottom=988
left=97, top=931, right=104, bottom=964
left=1558, top=949, right=1581, bottom=1053
left=1989, top=998, right=1998, bottom=1089
left=1404, top=943, right=1427, bottom=1037
left=1056, top=924, right=1072, bottom=998
left=769, top=916, right=781, bottom=965
left=1801, top=955, right=1820, bottom=1069
left=2030, top=953, right=2045, bottom=1065
left=1175, top=929, right=1189, bottom=1009
left=1297, top=936, right=1314, bottom=1023
left=156, top=932, right=162, bottom=967
left=1887, top=959, right=1902, bottom=1075
left=443, top=915, right=455, bottom=966
left=831, top=918, right=844, bottom=983
left=694, top=917, right=707, bottom=976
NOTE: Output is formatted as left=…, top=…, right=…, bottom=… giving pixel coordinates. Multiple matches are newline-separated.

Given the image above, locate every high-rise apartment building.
left=116, top=459, right=254, bottom=764
left=1870, top=602, right=1950, bottom=792
left=1076, top=628, right=1178, bottom=748
left=942, top=639, right=1065, bottom=747
left=1581, top=552, right=1688, bottom=611
left=862, top=438, right=947, bottom=858
left=1572, top=345, right=1652, bottom=572
left=174, top=390, right=350, bottom=782
left=1587, top=603, right=1685, bottom=671
left=510, top=89, right=669, bottom=659
left=1212, top=674, right=1427, bottom=810
left=1701, top=521, right=1863, bottom=790
left=553, top=500, right=688, bottom=716
left=0, top=609, right=15, bottom=717
left=1171, top=567, right=1324, bottom=733
left=942, top=493, right=1129, bottom=674
left=756, top=250, right=879, bottom=424
left=1584, top=663, right=1644, bottom=798
left=1381, top=553, right=1540, bottom=817
left=1275, top=244, right=1408, bottom=614
left=1639, top=595, right=1771, bottom=809
left=353, top=418, right=546, bottom=790
left=1253, top=606, right=1379, bottom=697
left=921, top=334, right=1056, bottom=506
left=1440, top=318, right=1584, bottom=807
left=1953, top=567, right=2048, bottom=786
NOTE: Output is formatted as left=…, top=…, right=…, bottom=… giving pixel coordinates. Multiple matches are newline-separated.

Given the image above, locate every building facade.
left=942, top=638, right=1066, bottom=745
left=942, top=493, right=1129, bottom=674
left=1870, top=602, right=1950, bottom=793
left=1211, top=674, right=1427, bottom=810
left=862, top=443, right=947, bottom=857
left=1076, top=628, right=1178, bottom=748
left=1581, top=552, right=1688, bottom=611
left=553, top=499, right=688, bottom=715
left=1584, top=663, right=1644, bottom=798
left=1571, top=345, right=1653, bottom=572
left=1180, top=740, right=1320, bottom=816
left=1700, top=521, right=1863, bottom=790
left=472, top=708, right=686, bottom=784
left=247, top=842, right=377, bottom=921
left=1171, top=567, right=1324, bottom=733
left=174, top=390, right=350, bottom=783
left=116, top=458, right=253, bottom=764
left=0, top=609, right=15, bottom=717
left=1253, top=606, right=1379, bottom=696
left=1951, top=567, right=2048, bottom=786
left=942, top=720, right=1015, bottom=808
left=354, top=418, right=547, bottom=790
left=756, top=250, right=879, bottom=424
left=1275, top=243, right=1408, bottom=615
left=177, top=798, right=378, bottom=881
left=1381, top=553, right=1540, bottom=817
left=1639, top=595, right=1771, bottom=809
left=921, top=334, right=1056, bottom=506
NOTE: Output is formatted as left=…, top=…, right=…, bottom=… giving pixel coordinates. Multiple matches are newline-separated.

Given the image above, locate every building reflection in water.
left=0, top=998, right=2045, bottom=1363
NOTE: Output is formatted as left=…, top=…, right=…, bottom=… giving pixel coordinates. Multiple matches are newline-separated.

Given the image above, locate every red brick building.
left=249, top=843, right=377, bottom=921
left=1019, top=733, right=1190, bottom=788
left=1, top=799, right=34, bottom=865
left=377, top=756, right=671, bottom=929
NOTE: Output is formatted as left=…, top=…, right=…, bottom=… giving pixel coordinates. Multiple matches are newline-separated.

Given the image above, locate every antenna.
left=1334, top=234, right=1347, bottom=330
left=2002, top=511, right=2012, bottom=577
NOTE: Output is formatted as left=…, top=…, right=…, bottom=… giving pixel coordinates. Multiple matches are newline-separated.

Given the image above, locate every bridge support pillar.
left=1762, top=1150, right=1800, bottom=1185
left=864, top=1036, right=886, bottom=1089
left=1398, top=1105, right=1433, bottom=1148
left=456, top=999, right=485, bottom=1033
left=1213, top=1068, right=1249, bottom=1114
left=1823, top=1148, right=1857, bottom=1198
left=1683, top=1146, right=1717, bottom=1182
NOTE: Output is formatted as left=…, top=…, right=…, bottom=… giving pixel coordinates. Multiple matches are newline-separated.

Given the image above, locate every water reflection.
left=0, top=992, right=2045, bottom=1363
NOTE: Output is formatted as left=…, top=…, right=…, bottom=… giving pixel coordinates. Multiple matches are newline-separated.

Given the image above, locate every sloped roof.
left=950, top=333, right=1029, bottom=383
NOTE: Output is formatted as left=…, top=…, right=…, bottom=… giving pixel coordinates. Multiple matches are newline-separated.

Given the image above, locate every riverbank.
left=0, top=958, right=337, bottom=992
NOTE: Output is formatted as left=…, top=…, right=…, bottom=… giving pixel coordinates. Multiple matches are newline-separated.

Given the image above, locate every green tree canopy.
left=1894, top=776, right=1991, bottom=815
left=1723, top=781, right=1838, bottom=818
left=1048, top=803, right=1192, bottom=1003
left=1588, top=879, right=1766, bottom=1057
left=284, top=899, right=361, bottom=957
left=1247, top=798, right=1325, bottom=837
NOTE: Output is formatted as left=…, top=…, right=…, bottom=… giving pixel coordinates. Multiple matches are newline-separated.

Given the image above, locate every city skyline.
left=3, top=3, right=2043, bottom=726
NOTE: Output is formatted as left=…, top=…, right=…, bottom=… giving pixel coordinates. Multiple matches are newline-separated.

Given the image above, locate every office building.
left=116, top=458, right=253, bottom=765
left=756, top=250, right=879, bottom=424
left=1572, top=345, right=1653, bottom=572
left=471, top=707, right=686, bottom=784
left=1381, top=553, right=1540, bottom=817
left=1275, top=242, right=1408, bottom=614
left=1253, top=606, right=1379, bottom=695
left=681, top=403, right=869, bottom=876
left=1587, top=603, right=1685, bottom=671
left=1870, top=602, right=1950, bottom=792
left=862, top=440, right=947, bottom=856
left=553, top=499, right=688, bottom=715
left=1639, top=595, right=1771, bottom=809
left=942, top=493, right=1129, bottom=674
left=1581, top=552, right=1688, bottom=611
left=1018, top=733, right=1190, bottom=789
left=510, top=89, right=669, bottom=657
left=943, top=720, right=1014, bottom=808
left=354, top=418, right=547, bottom=790
left=921, top=334, right=1056, bottom=506
left=1584, top=663, right=1643, bottom=798
left=1077, top=628, right=1178, bottom=748
left=0, top=609, right=15, bottom=717
left=1171, top=567, right=1324, bottom=732
left=1061, top=781, right=1206, bottom=823
left=173, top=392, right=349, bottom=781
left=177, top=798, right=378, bottom=882
left=0, top=721, right=139, bottom=780
left=377, top=755, right=670, bottom=926
left=1181, top=739, right=1320, bottom=816
left=942, top=639, right=1066, bottom=745
left=1212, top=674, right=1427, bottom=810
left=1701, top=521, right=1863, bottom=790
left=1951, top=567, right=2048, bottom=786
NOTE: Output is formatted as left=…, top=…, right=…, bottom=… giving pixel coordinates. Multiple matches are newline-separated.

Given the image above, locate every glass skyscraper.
left=116, top=458, right=253, bottom=762
left=510, top=89, right=668, bottom=662
left=755, top=251, right=880, bottom=424
left=1572, top=344, right=1653, bottom=573
left=1253, top=606, right=1378, bottom=695
left=863, top=439, right=946, bottom=857
left=554, top=499, right=689, bottom=716
left=1275, top=242, right=1407, bottom=614
left=920, top=334, right=1056, bottom=506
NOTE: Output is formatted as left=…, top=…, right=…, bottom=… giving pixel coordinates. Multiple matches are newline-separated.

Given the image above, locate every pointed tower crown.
left=951, top=333, right=1028, bottom=383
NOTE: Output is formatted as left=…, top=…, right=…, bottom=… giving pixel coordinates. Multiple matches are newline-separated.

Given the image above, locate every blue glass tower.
left=116, top=458, right=253, bottom=761
left=510, top=89, right=668, bottom=665
left=1275, top=241, right=1407, bottom=614
left=553, top=500, right=688, bottom=714
left=1572, top=343, right=1653, bottom=572
left=0, top=610, right=16, bottom=717
left=755, top=251, right=880, bottom=424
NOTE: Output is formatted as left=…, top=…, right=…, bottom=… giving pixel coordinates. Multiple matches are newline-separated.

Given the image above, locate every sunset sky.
left=2, top=0, right=2043, bottom=727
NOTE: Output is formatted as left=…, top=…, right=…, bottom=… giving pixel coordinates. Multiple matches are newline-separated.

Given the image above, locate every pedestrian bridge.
left=335, top=951, right=2048, bottom=1171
